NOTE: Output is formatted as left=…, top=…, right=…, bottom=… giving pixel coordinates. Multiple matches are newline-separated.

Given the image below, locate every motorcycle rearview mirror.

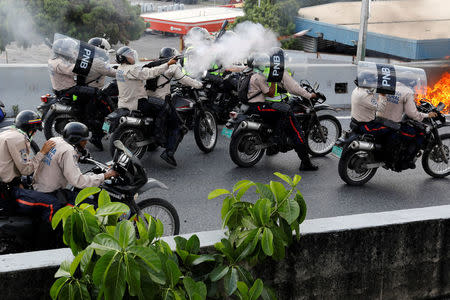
left=313, top=82, right=319, bottom=90
left=436, top=102, right=445, bottom=112
left=113, top=140, right=133, bottom=158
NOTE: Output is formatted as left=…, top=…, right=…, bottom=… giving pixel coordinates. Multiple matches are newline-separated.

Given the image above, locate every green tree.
left=234, top=0, right=302, bottom=49
left=0, top=0, right=145, bottom=52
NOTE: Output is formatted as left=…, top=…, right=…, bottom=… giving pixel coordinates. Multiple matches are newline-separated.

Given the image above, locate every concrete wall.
left=0, top=64, right=355, bottom=116
left=1, top=205, right=449, bottom=300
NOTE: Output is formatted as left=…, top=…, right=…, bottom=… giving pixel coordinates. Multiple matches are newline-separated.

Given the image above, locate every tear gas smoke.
left=0, top=0, right=43, bottom=49
left=183, top=21, right=280, bottom=77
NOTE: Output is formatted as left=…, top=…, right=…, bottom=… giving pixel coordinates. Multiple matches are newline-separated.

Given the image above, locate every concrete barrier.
left=0, top=64, right=53, bottom=115
left=1, top=205, right=449, bottom=299
left=0, top=63, right=355, bottom=117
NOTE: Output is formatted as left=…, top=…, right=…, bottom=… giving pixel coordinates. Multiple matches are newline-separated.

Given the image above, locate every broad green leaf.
left=155, top=219, right=164, bottom=238
left=114, top=220, right=136, bottom=248
left=125, top=254, right=142, bottom=297
left=214, top=239, right=235, bottom=261
left=293, top=174, right=302, bottom=186
left=253, top=198, right=271, bottom=226
left=236, top=266, right=254, bottom=286
left=191, top=254, right=215, bottom=265
left=269, top=181, right=288, bottom=204
left=261, top=285, right=277, bottom=300
left=271, top=233, right=286, bottom=261
left=104, top=258, right=127, bottom=300
left=96, top=202, right=129, bottom=217
left=75, top=187, right=101, bottom=206
left=79, top=203, right=95, bottom=215
left=92, top=250, right=117, bottom=286
left=80, top=247, right=94, bottom=273
left=128, top=245, right=162, bottom=271
left=273, top=172, right=293, bottom=186
left=254, top=183, right=274, bottom=203
left=221, top=196, right=232, bottom=220
left=222, top=207, right=236, bottom=229
left=249, top=279, right=264, bottom=300
left=177, top=249, right=189, bottom=264
left=209, top=265, right=229, bottom=282
left=147, top=216, right=157, bottom=242
left=208, top=188, right=231, bottom=199
left=183, top=276, right=207, bottom=300
left=241, top=216, right=257, bottom=229
left=296, top=192, right=307, bottom=224
left=75, top=281, right=90, bottom=300
left=91, top=233, right=121, bottom=252
left=237, top=281, right=249, bottom=299
left=80, top=210, right=100, bottom=243
left=186, top=235, right=200, bottom=254
left=233, top=180, right=254, bottom=192
left=50, top=277, right=69, bottom=300
left=236, top=228, right=260, bottom=262
left=236, top=183, right=254, bottom=201
left=224, top=267, right=238, bottom=296
left=98, top=189, right=111, bottom=208
left=55, top=260, right=71, bottom=278
left=261, top=228, right=274, bottom=256
left=174, top=236, right=187, bottom=250
left=278, top=198, right=300, bottom=225
left=51, top=206, right=72, bottom=229
left=291, top=220, right=301, bottom=242
left=136, top=217, right=148, bottom=244
left=70, top=250, right=85, bottom=276
left=165, top=259, right=182, bottom=288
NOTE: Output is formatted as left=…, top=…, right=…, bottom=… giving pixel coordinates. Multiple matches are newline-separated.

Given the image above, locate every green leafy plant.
left=50, top=172, right=306, bottom=300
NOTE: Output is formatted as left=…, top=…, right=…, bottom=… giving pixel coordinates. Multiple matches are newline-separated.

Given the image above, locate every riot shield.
left=357, top=61, right=427, bottom=95
left=52, top=33, right=109, bottom=76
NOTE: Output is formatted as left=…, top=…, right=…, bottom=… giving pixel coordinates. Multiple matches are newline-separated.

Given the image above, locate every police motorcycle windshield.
left=357, top=61, right=427, bottom=95
left=52, top=33, right=110, bottom=76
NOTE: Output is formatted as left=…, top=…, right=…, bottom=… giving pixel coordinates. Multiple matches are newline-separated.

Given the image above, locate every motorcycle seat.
left=131, top=110, right=144, bottom=118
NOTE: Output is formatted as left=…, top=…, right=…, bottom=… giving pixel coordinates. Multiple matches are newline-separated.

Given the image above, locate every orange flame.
left=416, top=72, right=450, bottom=113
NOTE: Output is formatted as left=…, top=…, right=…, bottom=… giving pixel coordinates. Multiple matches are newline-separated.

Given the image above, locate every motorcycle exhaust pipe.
left=50, top=103, right=72, bottom=113
left=349, top=141, right=375, bottom=151
left=119, top=116, right=143, bottom=127
left=240, top=121, right=261, bottom=131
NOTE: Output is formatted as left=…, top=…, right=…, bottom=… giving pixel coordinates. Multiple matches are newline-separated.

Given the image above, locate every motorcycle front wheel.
left=338, top=148, right=377, bottom=186
left=229, top=131, right=265, bottom=167
left=137, top=198, right=180, bottom=236
left=307, top=115, right=342, bottom=156
left=44, top=113, right=77, bottom=140
left=422, top=133, right=450, bottom=178
left=194, top=109, right=218, bottom=153
left=109, top=126, right=148, bottom=159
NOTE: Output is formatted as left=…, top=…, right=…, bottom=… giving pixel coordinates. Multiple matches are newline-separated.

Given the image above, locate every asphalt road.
left=26, top=112, right=450, bottom=234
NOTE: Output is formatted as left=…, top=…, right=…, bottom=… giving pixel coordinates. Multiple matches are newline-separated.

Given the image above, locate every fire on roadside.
left=416, top=72, right=450, bottom=113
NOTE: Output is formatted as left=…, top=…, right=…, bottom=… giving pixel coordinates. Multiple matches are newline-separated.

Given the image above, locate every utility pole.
left=356, top=0, right=370, bottom=62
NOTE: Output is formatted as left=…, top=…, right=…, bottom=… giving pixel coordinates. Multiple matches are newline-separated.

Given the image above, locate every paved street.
left=28, top=113, right=450, bottom=234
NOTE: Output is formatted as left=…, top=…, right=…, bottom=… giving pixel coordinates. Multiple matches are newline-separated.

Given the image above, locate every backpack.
left=236, top=70, right=261, bottom=103
left=143, top=59, right=171, bottom=92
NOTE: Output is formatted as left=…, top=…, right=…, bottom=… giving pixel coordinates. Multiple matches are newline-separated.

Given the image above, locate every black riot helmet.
left=15, top=110, right=42, bottom=138
left=62, top=122, right=90, bottom=145
left=159, top=47, right=179, bottom=59
left=116, top=46, right=138, bottom=64
left=88, top=37, right=111, bottom=50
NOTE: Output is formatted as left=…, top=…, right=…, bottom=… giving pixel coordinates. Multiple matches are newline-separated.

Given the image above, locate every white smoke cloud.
left=183, top=21, right=280, bottom=76
left=1, top=0, right=42, bottom=48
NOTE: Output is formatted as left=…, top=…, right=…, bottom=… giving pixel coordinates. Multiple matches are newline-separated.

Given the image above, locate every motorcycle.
left=333, top=100, right=450, bottom=186
left=104, top=87, right=218, bottom=159
left=223, top=81, right=342, bottom=167
left=202, top=72, right=241, bottom=124
left=38, top=80, right=118, bottom=140
left=0, top=140, right=180, bottom=254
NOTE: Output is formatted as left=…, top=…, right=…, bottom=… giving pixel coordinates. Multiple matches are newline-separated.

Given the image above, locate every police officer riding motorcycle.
left=334, top=62, right=449, bottom=185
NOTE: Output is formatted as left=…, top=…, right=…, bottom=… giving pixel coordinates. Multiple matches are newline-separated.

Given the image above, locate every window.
left=335, top=82, right=348, bottom=94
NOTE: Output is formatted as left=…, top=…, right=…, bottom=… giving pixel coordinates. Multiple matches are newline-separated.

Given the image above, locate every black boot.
left=160, top=150, right=177, bottom=167
left=299, top=160, right=318, bottom=171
